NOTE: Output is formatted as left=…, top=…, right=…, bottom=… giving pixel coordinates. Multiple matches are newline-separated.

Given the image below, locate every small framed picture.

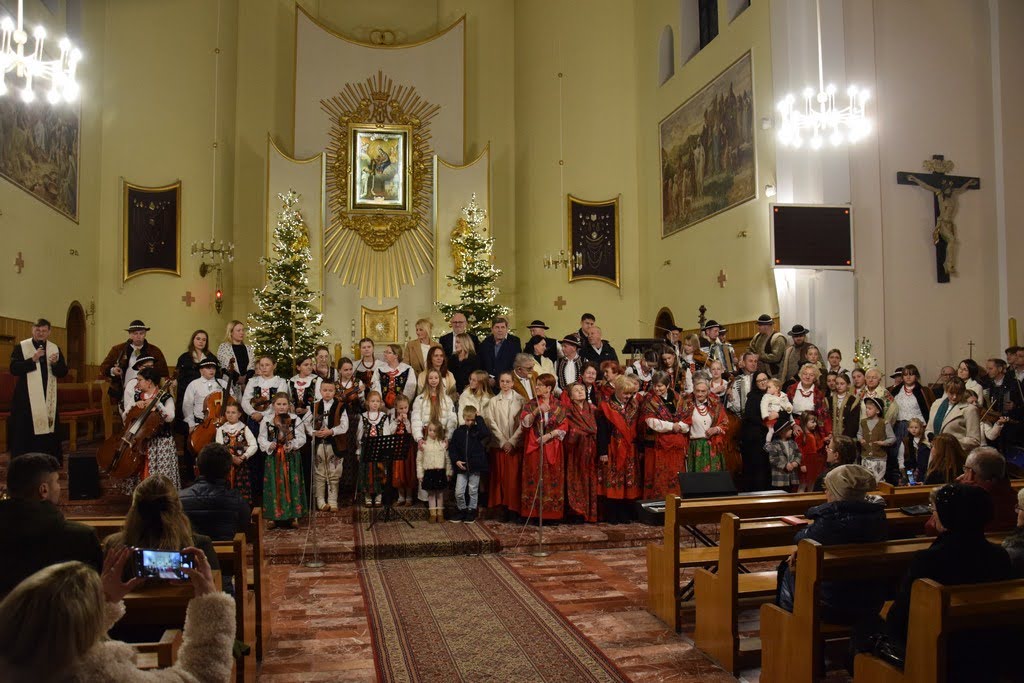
left=123, top=180, right=181, bottom=281
left=568, top=194, right=620, bottom=287
left=349, top=124, right=411, bottom=212
left=361, top=305, right=399, bottom=345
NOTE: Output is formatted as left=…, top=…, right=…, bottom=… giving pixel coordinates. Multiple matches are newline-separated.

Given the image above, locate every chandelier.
left=775, top=0, right=870, bottom=149
left=0, top=0, right=81, bottom=104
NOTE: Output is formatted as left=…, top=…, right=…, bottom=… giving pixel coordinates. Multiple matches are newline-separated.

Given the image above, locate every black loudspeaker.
left=68, top=453, right=100, bottom=500
left=678, top=471, right=737, bottom=499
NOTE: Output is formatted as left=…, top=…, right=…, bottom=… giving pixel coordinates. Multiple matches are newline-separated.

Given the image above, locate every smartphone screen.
left=132, top=548, right=194, bottom=580
left=905, top=468, right=918, bottom=486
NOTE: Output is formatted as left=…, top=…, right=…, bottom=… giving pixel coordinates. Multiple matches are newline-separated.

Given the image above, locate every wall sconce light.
left=191, top=240, right=234, bottom=313
left=764, top=184, right=777, bottom=198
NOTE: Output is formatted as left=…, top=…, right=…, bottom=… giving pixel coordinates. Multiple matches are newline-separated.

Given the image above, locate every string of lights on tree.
left=248, top=190, right=328, bottom=377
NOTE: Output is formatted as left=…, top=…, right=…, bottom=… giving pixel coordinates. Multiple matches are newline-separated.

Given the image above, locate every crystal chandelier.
left=0, top=0, right=81, bottom=103
left=776, top=0, right=870, bottom=149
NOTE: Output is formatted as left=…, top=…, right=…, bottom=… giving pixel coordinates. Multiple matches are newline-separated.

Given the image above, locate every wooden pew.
left=133, top=629, right=183, bottom=669
left=694, top=509, right=931, bottom=674
left=854, top=578, right=1024, bottom=683
left=213, top=533, right=257, bottom=683
left=759, top=534, right=1008, bottom=683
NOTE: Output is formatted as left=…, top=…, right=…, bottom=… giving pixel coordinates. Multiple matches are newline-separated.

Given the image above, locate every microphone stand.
left=300, top=401, right=325, bottom=569
left=532, top=400, right=550, bottom=558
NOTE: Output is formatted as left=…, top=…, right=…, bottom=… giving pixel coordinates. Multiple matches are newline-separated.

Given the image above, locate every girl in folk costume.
left=565, top=382, right=600, bottom=522
left=353, top=338, right=384, bottom=389
left=679, top=377, right=729, bottom=473
left=681, top=333, right=708, bottom=376
left=598, top=361, right=623, bottom=402
left=307, top=379, right=350, bottom=512
left=708, top=359, right=742, bottom=473
left=898, top=417, right=930, bottom=483
left=659, top=345, right=694, bottom=396
left=257, top=392, right=308, bottom=528
left=850, top=367, right=867, bottom=400
left=313, top=345, right=339, bottom=384
left=829, top=373, right=861, bottom=439
left=289, top=355, right=320, bottom=415
left=795, top=412, right=825, bottom=492
left=215, top=402, right=258, bottom=505
left=390, top=394, right=417, bottom=506
left=417, top=345, right=458, bottom=402
left=641, top=371, right=688, bottom=499
left=459, top=370, right=492, bottom=418
left=804, top=345, right=829, bottom=391
left=626, top=350, right=658, bottom=395
left=484, top=371, right=525, bottom=519
left=520, top=374, right=569, bottom=522
left=597, top=374, right=643, bottom=523
left=335, top=358, right=365, bottom=503
left=356, top=391, right=395, bottom=506
left=417, top=421, right=451, bottom=523
left=120, top=367, right=178, bottom=494
left=217, top=320, right=256, bottom=403
left=239, top=355, right=285, bottom=501
left=786, top=363, right=833, bottom=438
left=371, top=344, right=418, bottom=414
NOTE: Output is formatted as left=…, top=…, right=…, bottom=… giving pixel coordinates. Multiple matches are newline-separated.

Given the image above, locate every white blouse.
left=791, top=385, right=816, bottom=414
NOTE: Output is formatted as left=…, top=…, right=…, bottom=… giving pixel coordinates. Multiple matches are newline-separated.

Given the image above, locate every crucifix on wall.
left=896, top=154, right=980, bottom=283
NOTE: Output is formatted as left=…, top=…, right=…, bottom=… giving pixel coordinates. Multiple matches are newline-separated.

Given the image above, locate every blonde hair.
left=468, top=370, right=490, bottom=398
left=766, top=378, right=782, bottom=391
left=107, top=475, right=193, bottom=552
left=0, top=561, right=105, bottom=681
left=455, top=332, right=477, bottom=358
left=612, top=374, right=640, bottom=393
left=420, top=369, right=444, bottom=424
left=225, top=320, right=244, bottom=342
left=415, top=318, right=433, bottom=334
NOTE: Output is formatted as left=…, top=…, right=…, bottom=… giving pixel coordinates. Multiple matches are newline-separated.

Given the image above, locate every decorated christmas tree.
left=851, top=337, right=878, bottom=371
left=248, top=191, right=329, bottom=377
left=436, top=193, right=511, bottom=339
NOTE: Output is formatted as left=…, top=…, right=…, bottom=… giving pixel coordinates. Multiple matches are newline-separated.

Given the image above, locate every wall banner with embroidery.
left=123, top=179, right=181, bottom=281
left=322, top=71, right=439, bottom=302
left=568, top=194, right=620, bottom=288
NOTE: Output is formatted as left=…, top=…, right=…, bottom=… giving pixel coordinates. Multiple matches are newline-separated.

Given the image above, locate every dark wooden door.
left=66, top=302, right=86, bottom=382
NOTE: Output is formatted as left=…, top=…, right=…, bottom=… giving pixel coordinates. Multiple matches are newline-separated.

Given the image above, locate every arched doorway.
left=66, top=301, right=86, bottom=382
left=654, top=307, right=676, bottom=339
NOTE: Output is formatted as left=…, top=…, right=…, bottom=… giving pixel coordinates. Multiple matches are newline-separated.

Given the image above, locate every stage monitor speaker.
left=678, top=471, right=737, bottom=499
left=68, top=453, right=100, bottom=500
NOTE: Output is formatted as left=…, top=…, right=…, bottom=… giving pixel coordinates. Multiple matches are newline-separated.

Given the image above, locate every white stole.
left=21, top=339, right=59, bottom=435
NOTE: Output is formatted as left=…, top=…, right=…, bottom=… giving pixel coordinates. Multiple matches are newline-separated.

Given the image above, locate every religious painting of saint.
left=659, top=51, right=755, bottom=238
left=122, top=180, right=181, bottom=281
left=348, top=125, right=410, bottom=212
left=0, top=95, right=80, bottom=221
left=568, top=194, right=620, bottom=288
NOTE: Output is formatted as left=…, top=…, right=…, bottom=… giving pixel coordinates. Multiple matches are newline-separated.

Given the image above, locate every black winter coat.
left=777, top=496, right=889, bottom=621
left=179, top=477, right=251, bottom=541
left=448, top=418, right=492, bottom=474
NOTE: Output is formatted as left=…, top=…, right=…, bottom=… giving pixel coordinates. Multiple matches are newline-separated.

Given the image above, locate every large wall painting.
left=660, top=51, right=755, bottom=237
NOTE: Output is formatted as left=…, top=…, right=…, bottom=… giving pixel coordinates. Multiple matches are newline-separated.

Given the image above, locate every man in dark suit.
left=524, top=320, right=558, bottom=363
left=581, top=326, right=618, bottom=365
left=0, top=453, right=103, bottom=597
left=478, top=317, right=522, bottom=389
left=437, top=310, right=482, bottom=357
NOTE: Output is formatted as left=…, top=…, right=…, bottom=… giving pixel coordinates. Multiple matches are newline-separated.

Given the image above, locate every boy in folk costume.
left=565, top=383, right=600, bottom=523
left=625, top=350, right=658, bottom=395
left=597, top=374, right=642, bottom=524
left=484, top=371, right=525, bottom=520
left=216, top=402, right=258, bottom=505
left=679, top=377, right=729, bottom=473
left=307, top=379, right=350, bottom=512
left=257, top=392, right=308, bottom=528
left=858, top=396, right=896, bottom=482
left=640, top=371, right=688, bottom=499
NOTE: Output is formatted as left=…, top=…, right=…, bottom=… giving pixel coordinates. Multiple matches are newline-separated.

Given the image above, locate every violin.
left=188, top=385, right=236, bottom=453
left=97, top=379, right=172, bottom=479
left=978, top=404, right=1020, bottom=426
left=250, top=392, right=271, bottom=413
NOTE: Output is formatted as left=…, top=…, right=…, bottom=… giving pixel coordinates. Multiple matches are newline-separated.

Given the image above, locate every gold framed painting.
left=348, top=124, right=411, bottom=213
left=567, top=194, right=620, bottom=287
left=361, top=305, right=399, bottom=345
left=122, top=179, right=181, bottom=281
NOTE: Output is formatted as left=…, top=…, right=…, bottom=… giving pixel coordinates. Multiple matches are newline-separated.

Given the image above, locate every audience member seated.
left=945, top=447, right=1016, bottom=532
left=0, top=547, right=234, bottom=682
left=179, top=442, right=252, bottom=541
left=859, top=483, right=1014, bottom=681
left=921, top=433, right=966, bottom=485
left=0, top=453, right=102, bottom=598
left=1004, top=488, right=1024, bottom=576
left=812, top=435, right=858, bottom=492
left=776, top=465, right=888, bottom=623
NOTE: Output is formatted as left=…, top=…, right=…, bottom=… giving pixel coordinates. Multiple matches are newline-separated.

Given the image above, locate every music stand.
left=363, top=433, right=414, bottom=530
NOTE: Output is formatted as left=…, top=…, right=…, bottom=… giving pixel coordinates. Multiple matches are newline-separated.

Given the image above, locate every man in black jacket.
left=180, top=443, right=251, bottom=541
left=581, top=326, right=618, bottom=366
left=0, top=453, right=102, bottom=597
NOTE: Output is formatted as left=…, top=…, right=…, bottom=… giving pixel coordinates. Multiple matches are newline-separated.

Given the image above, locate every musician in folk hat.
left=98, top=319, right=169, bottom=401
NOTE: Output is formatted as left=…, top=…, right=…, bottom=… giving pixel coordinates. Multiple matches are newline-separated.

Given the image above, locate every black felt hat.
left=198, top=358, right=219, bottom=369
left=132, top=356, right=155, bottom=371
left=703, top=320, right=721, bottom=331
left=126, top=319, right=150, bottom=332
left=527, top=320, right=549, bottom=330
left=559, top=334, right=581, bottom=347
left=788, top=324, right=810, bottom=337
left=756, top=314, right=773, bottom=325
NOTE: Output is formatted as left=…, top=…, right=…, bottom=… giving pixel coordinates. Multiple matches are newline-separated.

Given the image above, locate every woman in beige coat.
left=925, top=377, right=983, bottom=452
left=0, top=546, right=234, bottom=683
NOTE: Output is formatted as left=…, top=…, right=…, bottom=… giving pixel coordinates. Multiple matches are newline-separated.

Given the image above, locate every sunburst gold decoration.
left=322, top=71, right=440, bottom=301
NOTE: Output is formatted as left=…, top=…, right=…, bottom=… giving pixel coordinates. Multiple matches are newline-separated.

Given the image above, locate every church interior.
left=2, top=0, right=1024, bottom=681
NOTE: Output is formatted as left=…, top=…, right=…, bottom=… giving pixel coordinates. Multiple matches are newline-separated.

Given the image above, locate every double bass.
left=97, top=379, right=173, bottom=480
left=188, top=382, right=236, bottom=453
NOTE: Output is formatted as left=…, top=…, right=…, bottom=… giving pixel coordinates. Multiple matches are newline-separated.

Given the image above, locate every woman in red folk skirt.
left=519, top=374, right=568, bottom=523
left=640, top=371, right=688, bottom=500
left=597, top=374, right=642, bottom=524
left=565, top=382, right=600, bottom=522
